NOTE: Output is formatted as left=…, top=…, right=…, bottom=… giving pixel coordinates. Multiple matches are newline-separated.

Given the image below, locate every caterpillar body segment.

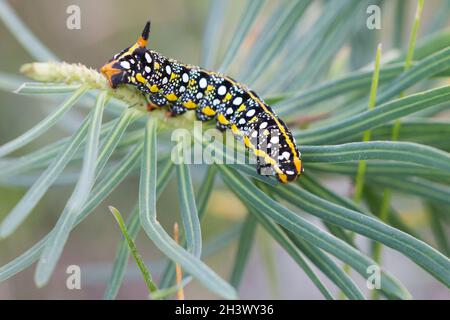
left=101, top=21, right=302, bottom=183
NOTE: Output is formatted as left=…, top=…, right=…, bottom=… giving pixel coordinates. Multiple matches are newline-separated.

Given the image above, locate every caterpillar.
left=101, top=21, right=303, bottom=183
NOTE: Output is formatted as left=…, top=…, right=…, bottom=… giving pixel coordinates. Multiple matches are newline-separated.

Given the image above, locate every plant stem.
left=353, top=43, right=382, bottom=205
left=108, top=206, right=159, bottom=296
left=173, top=223, right=185, bottom=300
left=339, top=43, right=382, bottom=300
left=373, top=0, right=424, bottom=300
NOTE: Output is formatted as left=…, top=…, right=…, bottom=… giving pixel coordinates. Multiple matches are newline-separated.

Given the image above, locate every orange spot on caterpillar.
left=183, top=100, right=197, bottom=109
left=166, top=93, right=178, bottom=102
left=137, top=36, right=148, bottom=47
left=217, top=114, right=229, bottom=125
left=150, top=84, right=159, bottom=93
left=202, top=106, right=216, bottom=116
left=100, top=61, right=122, bottom=86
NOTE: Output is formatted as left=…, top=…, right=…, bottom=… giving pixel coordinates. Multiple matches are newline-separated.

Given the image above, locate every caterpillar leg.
left=144, top=94, right=162, bottom=112
left=149, top=93, right=168, bottom=108
left=195, top=108, right=214, bottom=122
left=166, top=102, right=187, bottom=117
left=146, top=101, right=160, bottom=112
left=215, top=122, right=228, bottom=132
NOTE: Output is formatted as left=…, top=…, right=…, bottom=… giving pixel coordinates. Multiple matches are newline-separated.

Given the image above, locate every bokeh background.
left=0, top=0, right=449, bottom=299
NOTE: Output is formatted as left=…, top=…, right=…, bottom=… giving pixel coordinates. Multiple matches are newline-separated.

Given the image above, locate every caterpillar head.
left=101, top=21, right=151, bottom=88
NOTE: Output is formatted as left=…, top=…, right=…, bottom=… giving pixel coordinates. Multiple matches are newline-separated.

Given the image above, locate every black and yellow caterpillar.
left=101, top=21, right=302, bottom=183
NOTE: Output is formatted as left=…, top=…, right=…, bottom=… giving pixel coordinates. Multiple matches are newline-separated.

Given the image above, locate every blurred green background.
left=0, top=0, right=449, bottom=299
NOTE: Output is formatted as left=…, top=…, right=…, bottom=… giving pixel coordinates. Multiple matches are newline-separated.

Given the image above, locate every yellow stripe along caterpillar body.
left=101, top=21, right=302, bottom=183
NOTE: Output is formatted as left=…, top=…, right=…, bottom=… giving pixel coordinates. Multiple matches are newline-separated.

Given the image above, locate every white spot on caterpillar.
left=196, top=92, right=203, bottom=99
left=145, top=66, right=151, bottom=73
left=246, top=109, right=255, bottom=117
left=166, top=65, right=172, bottom=75
left=259, top=122, right=268, bottom=129
left=182, top=73, right=189, bottom=83
left=179, top=86, right=186, bottom=93
left=233, top=97, right=243, bottom=106
left=213, top=99, right=220, bottom=105
left=286, top=170, right=295, bottom=175
left=199, top=78, right=207, bottom=89
left=279, top=151, right=291, bottom=160
left=270, top=136, right=279, bottom=144
left=218, top=85, right=226, bottom=95
left=226, top=107, right=234, bottom=115
left=145, top=52, right=152, bottom=63
left=120, top=61, right=130, bottom=69
left=238, top=118, right=246, bottom=125
left=162, top=77, right=168, bottom=84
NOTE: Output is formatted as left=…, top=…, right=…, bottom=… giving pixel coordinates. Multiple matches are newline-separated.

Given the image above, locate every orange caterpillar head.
left=100, top=21, right=151, bottom=88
